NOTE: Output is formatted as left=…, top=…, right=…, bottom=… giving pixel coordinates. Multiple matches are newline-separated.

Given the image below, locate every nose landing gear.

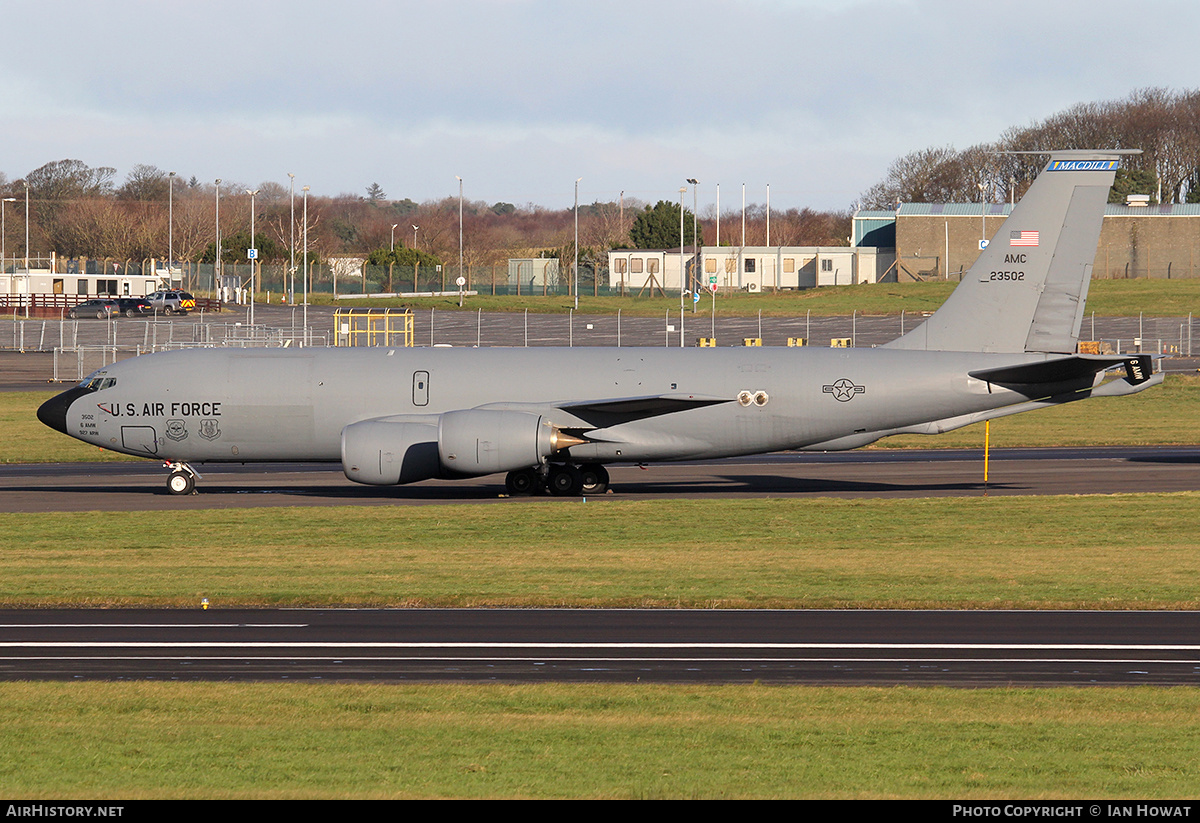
left=164, top=461, right=202, bottom=495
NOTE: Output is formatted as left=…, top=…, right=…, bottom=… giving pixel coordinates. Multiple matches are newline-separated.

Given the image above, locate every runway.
left=3, top=608, right=1199, bottom=685
left=1, top=446, right=1197, bottom=512
left=7, top=345, right=1199, bottom=686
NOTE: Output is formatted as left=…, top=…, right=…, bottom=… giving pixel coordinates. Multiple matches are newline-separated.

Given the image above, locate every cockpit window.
left=79, top=375, right=117, bottom=392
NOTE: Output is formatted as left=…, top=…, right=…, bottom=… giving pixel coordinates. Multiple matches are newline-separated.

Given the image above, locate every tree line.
left=0, top=161, right=853, bottom=272
left=859, top=88, right=1200, bottom=209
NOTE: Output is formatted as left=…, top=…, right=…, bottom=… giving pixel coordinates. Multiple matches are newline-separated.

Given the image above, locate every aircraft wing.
left=476, top=393, right=732, bottom=428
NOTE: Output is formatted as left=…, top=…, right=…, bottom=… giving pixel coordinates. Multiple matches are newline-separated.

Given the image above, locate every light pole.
left=679, top=186, right=686, bottom=346
left=246, top=188, right=260, bottom=324
left=766, top=183, right=771, bottom=247
left=302, top=185, right=309, bottom=335
left=24, top=182, right=30, bottom=273
left=687, top=178, right=698, bottom=310
left=412, top=225, right=418, bottom=249
left=288, top=173, right=295, bottom=305
left=214, top=179, right=222, bottom=300
left=168, top=171, right=176, bottom=286
left=979, top=181, right=988, bottom=251
left=1, top=198, right=14, bottom=281
left=574, top=177, right=581, bottom=310
left=391, top=224, right=398, bottom=252
left=456, top=176, right=463, bottom=294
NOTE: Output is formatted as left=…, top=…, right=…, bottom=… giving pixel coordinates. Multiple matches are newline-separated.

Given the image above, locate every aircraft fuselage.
left=47, top=345, right=1085, bottom=466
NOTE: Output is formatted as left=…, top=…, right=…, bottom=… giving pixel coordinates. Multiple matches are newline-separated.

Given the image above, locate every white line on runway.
left=0, top=624, right=307, bottom=628
left=4, top=656, right=1200, bottom=665
left=5, top=642, right=1200, bottom=650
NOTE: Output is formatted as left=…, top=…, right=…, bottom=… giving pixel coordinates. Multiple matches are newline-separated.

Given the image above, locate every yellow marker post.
left=984, top=420, right=990, bottom=494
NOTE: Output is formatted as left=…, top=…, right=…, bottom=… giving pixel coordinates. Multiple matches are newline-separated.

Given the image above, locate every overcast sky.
left=2, top=0, right=1195, bottom=211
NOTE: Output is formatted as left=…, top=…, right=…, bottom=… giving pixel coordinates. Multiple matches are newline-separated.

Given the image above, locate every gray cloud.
left=0, top=0, right=1195, bottom=210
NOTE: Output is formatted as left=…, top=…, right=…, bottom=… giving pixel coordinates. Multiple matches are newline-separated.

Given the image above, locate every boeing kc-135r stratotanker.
left=38, top=150, right=1162, bottom=496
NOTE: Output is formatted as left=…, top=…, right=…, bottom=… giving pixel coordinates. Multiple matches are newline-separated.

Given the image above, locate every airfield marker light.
left=201, top=598, right=209, bottom=610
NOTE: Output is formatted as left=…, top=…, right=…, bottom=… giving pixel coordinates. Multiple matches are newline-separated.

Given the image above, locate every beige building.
left=607, top=245, right=895, bottom=293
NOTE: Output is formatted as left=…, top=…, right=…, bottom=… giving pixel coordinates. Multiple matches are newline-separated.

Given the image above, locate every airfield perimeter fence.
left=238, top=263, right=615, bottom=298
left=2, top=310, right=1194, bottom=383
left=394, top=306, right=1197, bottom=354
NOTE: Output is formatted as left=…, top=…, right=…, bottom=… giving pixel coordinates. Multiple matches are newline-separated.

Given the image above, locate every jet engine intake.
left=341, top=419, right=441, bottom=485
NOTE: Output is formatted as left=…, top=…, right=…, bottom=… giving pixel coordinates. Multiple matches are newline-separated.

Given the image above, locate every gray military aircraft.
left=38, top=150, right=1161, bottom=496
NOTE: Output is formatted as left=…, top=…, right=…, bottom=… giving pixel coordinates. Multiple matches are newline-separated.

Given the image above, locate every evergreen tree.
left=629, top=200, right=702, bottom=249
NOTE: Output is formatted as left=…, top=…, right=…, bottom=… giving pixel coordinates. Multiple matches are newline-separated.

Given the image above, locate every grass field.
left=3, top=682, right=1199, bottom=799
left=317, top=278, right=1200, bottom=317
left=4, top=494, right=1199, bottom=609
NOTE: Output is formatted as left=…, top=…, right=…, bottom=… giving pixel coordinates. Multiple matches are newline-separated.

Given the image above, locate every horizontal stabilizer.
left=968, top=354, right=1153, bottom=386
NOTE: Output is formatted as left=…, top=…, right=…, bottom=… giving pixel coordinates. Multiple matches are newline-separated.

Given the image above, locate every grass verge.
left=4, top=494, right=1200, bottom=609
left=2, top=682, right=1198, bottom=799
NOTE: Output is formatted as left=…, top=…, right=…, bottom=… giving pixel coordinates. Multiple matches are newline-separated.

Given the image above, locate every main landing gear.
left=505, top=463, right=610, bottom=497
left=164, top=461, right=202, bottom=495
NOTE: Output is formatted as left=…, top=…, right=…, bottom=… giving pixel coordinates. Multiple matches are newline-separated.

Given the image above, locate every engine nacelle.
left=437, top=409, right=557, bottom=476
left=341, top=419, right=440, bottom=485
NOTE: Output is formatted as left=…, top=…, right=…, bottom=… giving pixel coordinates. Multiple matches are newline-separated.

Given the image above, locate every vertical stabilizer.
left=886, top=151, right=1130, bottom=354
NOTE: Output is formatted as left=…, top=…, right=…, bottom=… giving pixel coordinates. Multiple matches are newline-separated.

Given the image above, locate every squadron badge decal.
left=198, top=418, right=222, bottom=441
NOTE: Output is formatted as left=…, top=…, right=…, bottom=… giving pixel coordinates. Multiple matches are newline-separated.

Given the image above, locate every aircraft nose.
left=37, top=387, right=89, bottom=435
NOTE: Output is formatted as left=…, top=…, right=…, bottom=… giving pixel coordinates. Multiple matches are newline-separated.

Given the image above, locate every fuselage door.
left=413, top=370, right=429, bottom=406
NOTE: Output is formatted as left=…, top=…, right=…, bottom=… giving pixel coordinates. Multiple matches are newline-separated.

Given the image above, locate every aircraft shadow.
left=624, top=474, right=1011, bottom=496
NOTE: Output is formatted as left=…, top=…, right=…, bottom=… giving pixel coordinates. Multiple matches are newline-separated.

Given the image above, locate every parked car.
left=145, top=290, right=196, bottom=315
left=67, top=299, right=118, bottom=320
left=115, top=298, right=154, bottom=318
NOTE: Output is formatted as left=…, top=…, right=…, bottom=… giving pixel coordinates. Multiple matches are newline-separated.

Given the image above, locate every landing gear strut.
left=504, top=462, right=610, bottom=497
left=164, top=461, right=202, bottom=495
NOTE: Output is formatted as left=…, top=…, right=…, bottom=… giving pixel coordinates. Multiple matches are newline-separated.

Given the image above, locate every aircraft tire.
left=579, top=463, right=609, bottom=495
left=547, top=464, right=583, bottom=497
left=167, top=470, right=195, bottom=495
left=505, top=468, right=540, bottom=496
